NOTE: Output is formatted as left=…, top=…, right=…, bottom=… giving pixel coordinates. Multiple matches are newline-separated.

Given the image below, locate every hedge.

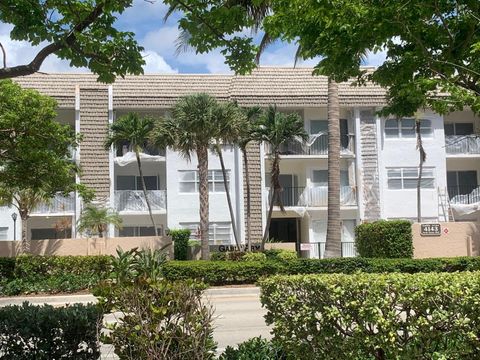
left=171, top=229, right=191, bottom=261
left=163, top=257, right=480, bottom=285
left=3, top=255, right=480, bottom=293
left=0, top=302, right=102, bottom=359
left=355, top=220, right=413, bottom=258
left=260, top=271, right=480, bottom=359
left=0, top=255, right=110, bottom=296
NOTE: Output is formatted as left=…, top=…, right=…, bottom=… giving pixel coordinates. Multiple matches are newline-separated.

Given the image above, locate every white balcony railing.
left=32, top=192, right=75, bottom=215
left=114, top=190, right=166, bottom=212
left=445, top=135, right=480, bottom=155
left=266, top=186, right=357, bottom=207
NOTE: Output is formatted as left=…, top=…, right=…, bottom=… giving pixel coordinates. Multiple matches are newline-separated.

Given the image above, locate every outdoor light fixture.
left=11, top=213, right=17, bottom=241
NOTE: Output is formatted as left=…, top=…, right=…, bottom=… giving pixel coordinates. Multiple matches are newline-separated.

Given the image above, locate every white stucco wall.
left=378, top=110, right=447, bottom=220
left=166, top=145, right=243, bottom=243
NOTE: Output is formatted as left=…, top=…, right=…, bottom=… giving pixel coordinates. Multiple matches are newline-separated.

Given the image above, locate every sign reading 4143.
left=420, top=223, right=441, bottom=237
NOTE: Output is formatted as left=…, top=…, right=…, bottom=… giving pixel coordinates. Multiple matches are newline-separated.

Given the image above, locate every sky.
left=0, top=0, right=386, bottom=75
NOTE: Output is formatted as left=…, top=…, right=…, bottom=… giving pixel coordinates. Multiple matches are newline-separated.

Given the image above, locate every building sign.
left=210, top=244, right=262, bottom=252
left=300, top=243, right=313, bottom=251
left=420, top=223, right=441, bottom=236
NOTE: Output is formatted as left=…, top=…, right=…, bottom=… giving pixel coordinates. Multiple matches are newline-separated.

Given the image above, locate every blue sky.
left=0, top=0, right=386, bottom=74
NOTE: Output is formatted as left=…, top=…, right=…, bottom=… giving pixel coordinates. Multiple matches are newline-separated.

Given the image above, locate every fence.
left=114, top=190, right=166, bottom=212
left=266, top=134, right=355, bottom=156
left=0, top=236, right=173, bottom=257
left=268, top=186, right=357, bottom=207
left=310, top=241, right=357, bottom=258
left=445, top=135, right=480, bottom=155
left=31, top=193, right=75, bottom=215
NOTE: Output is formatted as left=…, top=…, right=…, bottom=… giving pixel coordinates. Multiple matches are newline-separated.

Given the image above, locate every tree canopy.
left=0, top=0, right=145, bottom=82
left=0, top=80, right=91, bottom=218
left=165, top=0, right=480, bottom=116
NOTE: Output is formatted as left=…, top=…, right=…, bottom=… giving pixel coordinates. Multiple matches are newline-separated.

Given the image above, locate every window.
left=0, top=227, right=8, bottom=240
left=385, top=118, right=432, bottom=138
left=116, top=176, right=158, bottom=191
left=387, top=167, right=435, bottom=189
left=444, top=123, right=474, bottom=136
left=180, top=222, right=232, bottom=244
left=312, top=170, right=349, bottom=186
left=178, top=170, right=229, bottom=193
left=119, top=226, right=164, bottom=237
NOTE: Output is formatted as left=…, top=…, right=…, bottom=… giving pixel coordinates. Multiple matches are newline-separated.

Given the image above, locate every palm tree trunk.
left=135, top=149, right=158, bottom=237
left=324, top=78, right=342, bottom=258
left=20, top=210, right=28, bottom=254
left=262, top=153, right=282, bottom=248
left=242, top=147, right=252, bottom=251
left=215, top=144, right=241, bottom=250
left=416, top=120, right=426, bottom=223
left=198, top=146, right=210, bottom=260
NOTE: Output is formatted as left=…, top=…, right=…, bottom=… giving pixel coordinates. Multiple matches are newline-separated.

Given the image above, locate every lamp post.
left=11, top=213, right=17, bottom=241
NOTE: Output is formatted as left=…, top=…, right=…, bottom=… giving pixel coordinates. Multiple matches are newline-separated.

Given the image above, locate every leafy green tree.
left=0, top=0, right=144, bottom=81
left=0, top=80, right=89, bottom=251
left=77, top=204, right=122, bottom=238
left=253, top=106, right=307, bottom=247
left=105, top=113, right=158, bottom=237
left=151, top=93, right=224, bottom=260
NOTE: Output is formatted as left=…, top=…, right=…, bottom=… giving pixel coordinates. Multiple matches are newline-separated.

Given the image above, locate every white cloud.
left=142, top=26, right=181, bottom=57
left=364, top=50, right=387, bottom=67
left=142, top=50, right=177, bottom=73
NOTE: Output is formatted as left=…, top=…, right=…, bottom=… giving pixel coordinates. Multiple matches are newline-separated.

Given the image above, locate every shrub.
left=260, top=272, right=480, bottom=360
left=0, top=257, right=15, bottom=279
left=0, top=302, right=102, bottom=359
left=97, top=252, right=215, bottom=360
left=210, top=252, right=227, bottom=261
left=242, top=252, right=267, bottom=262
left=219, top=337, right=286, bottom=360
left=276, top=250, right=297, bottom=262
left=171, top=229, right=191, bottom=261
left=355, top=220, right=413, bottom=258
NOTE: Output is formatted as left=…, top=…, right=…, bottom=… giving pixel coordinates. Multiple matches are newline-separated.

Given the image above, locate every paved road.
left=0, top=287, right=271, bottom=358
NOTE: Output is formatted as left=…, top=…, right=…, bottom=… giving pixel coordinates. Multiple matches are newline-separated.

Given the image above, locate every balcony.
left=268, top=186, right=357, bottom=207
left=31, top=192, right=75, bottom=215
left=266, top=134, right=355, bottom=156
left=313, top=241, right=357, bottom=258
left=114, top=190, right=166, bottom=213
left=448, top=186, right=480, bottom=205
left=445, top=135, right=480, bottom=156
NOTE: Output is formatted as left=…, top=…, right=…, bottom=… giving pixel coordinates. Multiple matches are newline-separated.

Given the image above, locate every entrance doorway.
left=269, top=218, right=299, bottom=243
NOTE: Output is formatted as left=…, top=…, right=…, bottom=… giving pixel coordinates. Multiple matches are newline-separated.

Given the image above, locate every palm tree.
left=253, top=106, right=307, bottom=248
left=212, top=101, right=246, bottom=250
left=416, top=117, right=427, bottom=223
left=151, top=93, right=222, bottom=260
left=105, top=113, right=158, bottom=237
left=239, top=107, right=262, bottom=251
left=77, top=204, right=122, bottom=238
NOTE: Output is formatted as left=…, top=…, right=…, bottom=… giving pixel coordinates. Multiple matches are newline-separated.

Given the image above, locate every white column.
left=260, top=142, right=267, bottom=233
left=108, top=85, right=115, bottom=237
left=234, top=145, right=244, bottom=244
left=375, top=108, right=385, bottom=219
left=353, top=108, right=364, bottom=221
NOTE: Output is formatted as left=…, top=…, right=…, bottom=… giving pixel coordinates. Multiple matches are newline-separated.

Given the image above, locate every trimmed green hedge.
left=0, top=302, right=102, bottom=359
left=3, top=255, right=480, bottom=293
left=171, top=229, right=191, bottom=261
left=163, top=257, right=480, bottom=285
left=0, top=255, right=110, bottom=296
left=355, top=220, right=413, bottom=258
left=260, top=271, right=480, bottom=359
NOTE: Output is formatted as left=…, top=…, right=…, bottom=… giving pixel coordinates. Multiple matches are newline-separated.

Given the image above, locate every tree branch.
left=0, top=2, right=105, bottom=79
left=0, top=42, right=6, bottom=68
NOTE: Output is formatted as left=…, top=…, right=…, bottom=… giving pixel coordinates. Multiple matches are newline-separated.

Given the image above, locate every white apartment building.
left=1, top=68, right=479, bottom=258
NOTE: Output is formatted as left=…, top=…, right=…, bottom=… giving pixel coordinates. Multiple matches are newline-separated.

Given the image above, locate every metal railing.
left=313, top=241, right=357, bottom=258
left=266, top=134, right=355, bottom=156
left=114, top=190, right=166, bottom=212
left=32, top=192, right=75, bottom=214
left=267, top=186, right=357, bottom=207
left=268, top=186, right=305, bottom=207
left=448, top=185, right=480, bottom=204
left=445, top=135, right=480, bottom=155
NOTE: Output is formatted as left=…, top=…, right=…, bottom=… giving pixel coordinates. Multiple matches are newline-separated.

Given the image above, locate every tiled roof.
left=14, top=67, right=387, bottom=108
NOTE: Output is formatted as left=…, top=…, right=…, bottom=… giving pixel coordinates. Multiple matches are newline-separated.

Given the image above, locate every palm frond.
left=256, top=32, right=277, bottom=64
left=175, top=29, right=194, bottom=56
